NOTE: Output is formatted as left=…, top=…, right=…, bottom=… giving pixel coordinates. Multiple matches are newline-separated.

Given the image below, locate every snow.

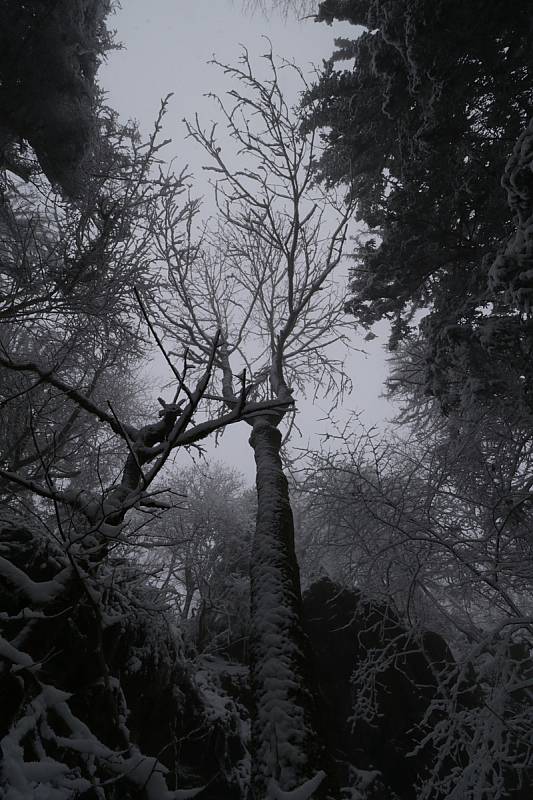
left=0, top=680, right=205, bottom=800
left=268, top=771, right=326, bottom=800
left=249, top=420, right=327, bottom=794
left=0, top=555, right=69, bottom=605
left=53, top=736, right=111, bottom=758
left=342, top=768, right=382, bottom=799
left=0, top=635, right=34, bottom=668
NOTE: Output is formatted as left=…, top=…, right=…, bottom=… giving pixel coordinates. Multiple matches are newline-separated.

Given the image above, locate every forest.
left=0, top=1, right=532, bottom=798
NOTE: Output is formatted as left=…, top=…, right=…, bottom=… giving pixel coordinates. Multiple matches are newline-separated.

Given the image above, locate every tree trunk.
left=248, top=417, right=333, bottom=800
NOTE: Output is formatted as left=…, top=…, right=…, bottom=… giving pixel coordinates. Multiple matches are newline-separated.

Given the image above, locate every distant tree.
left=244, top=0, right=316, bottom=16
left=154, top=50, right=354, bottom=799
left=143, top=463, right=254, bottom=648
left=304, top=0, right=533, bottom=418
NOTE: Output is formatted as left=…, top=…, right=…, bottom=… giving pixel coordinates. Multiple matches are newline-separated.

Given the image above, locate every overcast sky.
left=99, top=1, right=394, bottom=476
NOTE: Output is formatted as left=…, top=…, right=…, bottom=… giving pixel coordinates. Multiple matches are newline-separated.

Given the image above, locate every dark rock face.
left=302, top=578, right=470, bottom=799
left=302, top=578, right=533, bottom=800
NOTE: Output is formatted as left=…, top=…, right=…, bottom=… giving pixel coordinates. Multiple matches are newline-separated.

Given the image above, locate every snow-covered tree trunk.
left=249, top=417, right=332, bottom=800
left=167, top=52, right=353, bottom=798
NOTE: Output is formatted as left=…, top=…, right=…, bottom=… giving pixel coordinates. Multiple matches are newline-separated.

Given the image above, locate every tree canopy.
left=304, top=0, right=533, bottom=417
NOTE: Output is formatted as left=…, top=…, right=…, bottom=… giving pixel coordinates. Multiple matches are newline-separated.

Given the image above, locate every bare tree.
left=153, top=50, right=354, bottom=798
left=0, top=102, right=185, bottom=507
left=242, top=0, right=317, bottom=19
left=0, top=94, right=302, bottom=796
left=141, top=463, right=255, bottom=653
left=295, top=411, right=533, bottom=798
left=0, top=309, right=301, bottom=797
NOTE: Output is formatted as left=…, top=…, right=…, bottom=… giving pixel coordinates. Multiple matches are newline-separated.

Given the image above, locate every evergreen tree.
left=304, top=0, right=533, bottom=417
left=0, top=0, right=114, bottom=194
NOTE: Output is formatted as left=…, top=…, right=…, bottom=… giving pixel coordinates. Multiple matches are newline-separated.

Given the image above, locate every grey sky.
left=99, top=1, right=394, bottom=474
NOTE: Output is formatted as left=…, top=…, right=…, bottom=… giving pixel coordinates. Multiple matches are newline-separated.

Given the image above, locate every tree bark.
left=248, top=417, right=333, bottom=799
